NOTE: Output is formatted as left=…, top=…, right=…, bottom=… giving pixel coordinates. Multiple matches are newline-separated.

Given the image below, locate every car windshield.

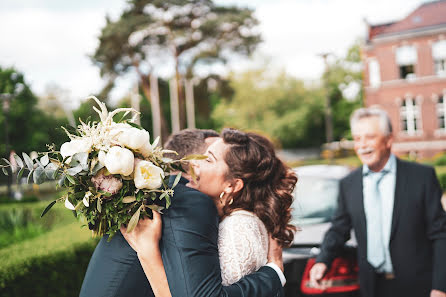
left=291, top=176, right=339, bottom=225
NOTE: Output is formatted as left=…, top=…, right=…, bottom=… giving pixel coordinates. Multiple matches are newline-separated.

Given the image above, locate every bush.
left=435, top=153, right=446, bottom=166
left=0, top=201, right=78, bottom=248
left=0, top=221, right=97, bottom=297
left=437, top=171, right=446, bottom=193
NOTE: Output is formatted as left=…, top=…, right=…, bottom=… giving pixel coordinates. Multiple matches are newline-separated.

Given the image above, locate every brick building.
left=362, top=0, right=446, bottom=157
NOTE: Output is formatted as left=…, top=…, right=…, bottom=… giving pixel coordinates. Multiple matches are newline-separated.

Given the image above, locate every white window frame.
left=400, top=97, right=422, bottom=136
left=436, top=92, right=446, bottom=131
left=433, top=40, right=446, bottom=76
left=368, top=58, right=381, bottom=87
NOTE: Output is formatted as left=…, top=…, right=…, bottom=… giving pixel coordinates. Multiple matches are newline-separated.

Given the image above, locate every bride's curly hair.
left=221, top=128, right=298, bottom=247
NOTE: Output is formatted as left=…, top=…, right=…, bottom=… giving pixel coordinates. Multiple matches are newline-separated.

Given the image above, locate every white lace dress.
left=218, top=210, right=269, bottom=285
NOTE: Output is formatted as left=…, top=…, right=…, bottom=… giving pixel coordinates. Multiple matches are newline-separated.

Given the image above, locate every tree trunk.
left=184, top=79, right=195, bottom=128
left=169, top=77, right=180, bottom=134
left=174, top=56, right=186, bottom=129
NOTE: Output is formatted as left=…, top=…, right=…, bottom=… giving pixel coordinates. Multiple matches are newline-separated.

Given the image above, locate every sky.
left=0, top=0, right=428, bottom=107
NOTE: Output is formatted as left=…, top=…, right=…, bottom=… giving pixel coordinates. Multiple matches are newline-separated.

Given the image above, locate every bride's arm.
left=121, top=211, right=172, bottom=297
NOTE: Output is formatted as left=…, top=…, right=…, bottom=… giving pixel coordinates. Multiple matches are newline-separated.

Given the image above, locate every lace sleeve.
left=218, top=212, right=269, bottom=286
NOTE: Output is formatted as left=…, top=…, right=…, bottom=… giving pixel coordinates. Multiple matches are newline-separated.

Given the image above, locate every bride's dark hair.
left=221, top=128, right=298, bottom=247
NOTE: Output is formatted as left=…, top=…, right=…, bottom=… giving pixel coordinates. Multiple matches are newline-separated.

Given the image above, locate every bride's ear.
left=226, top=178, right=244, bottom=195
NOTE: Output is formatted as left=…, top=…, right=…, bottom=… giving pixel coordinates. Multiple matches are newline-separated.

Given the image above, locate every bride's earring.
left=228, top=198, right=234, bottom=205
left=219, top=191, right=225, bottom=204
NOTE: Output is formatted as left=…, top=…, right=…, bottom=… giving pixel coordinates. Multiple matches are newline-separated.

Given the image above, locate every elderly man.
left=310, top=107, right=446, bottom=297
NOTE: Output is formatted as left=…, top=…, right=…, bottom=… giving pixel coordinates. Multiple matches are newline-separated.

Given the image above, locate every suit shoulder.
left=171, top=183, right=217, bottom=213
left=397, top=159, right=434, bottom=174
left=341, top=167, right=362, bottom=185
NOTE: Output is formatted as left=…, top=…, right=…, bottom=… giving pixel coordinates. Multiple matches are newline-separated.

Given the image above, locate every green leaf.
left=165, top=195, right=171, bottom=208
left=13, top=154, right=24, bottom=168
left=97, top=199, right=102, bottom=213
left=2, top=167, right=8, bottom=176
left=22, top=152, right=34, bottom=171
left=17, top=167, right=25, bottom=180
left=40, top=154, right=49, bottom=166
left=66, top=175, right=76, bottom=185
left=159, top=191, right=168, bottom=200
left=40, top=200, right=57, bottom=218
left=146, top=204, right=164, bottom=212
left=182, top=154, right=208, bottom=161
left=27, top=170, right=34, bottom=184
left=58, top=174, right=66, bottom=187
left=1, top=158, right=11, bottom=166
left=126, top=204, right=142, bottom=233
left=172, top=172, right=182, bottom=188
left=127, top=122, right=143, bottom=129
left=122, top=196, right=136, bottom=203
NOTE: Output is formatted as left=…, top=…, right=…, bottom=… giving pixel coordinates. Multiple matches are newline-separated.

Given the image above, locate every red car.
left=283, top=165, right=359, bottom=297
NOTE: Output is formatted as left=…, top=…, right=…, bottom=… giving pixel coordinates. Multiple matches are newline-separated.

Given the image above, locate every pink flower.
left=91, top=171, right=123, bottom=197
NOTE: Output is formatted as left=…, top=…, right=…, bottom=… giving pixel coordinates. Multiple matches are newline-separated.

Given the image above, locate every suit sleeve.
left=316, top=179, right=352, bottom=267
left=424, top=168, right=446, bottom=293
left=161, top=190, right=283, bottom=297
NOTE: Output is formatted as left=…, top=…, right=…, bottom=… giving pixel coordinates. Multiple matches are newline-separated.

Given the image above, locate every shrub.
left=0, top=221, right=97, bottom=297
left=437, top=171, right=446, bottom=193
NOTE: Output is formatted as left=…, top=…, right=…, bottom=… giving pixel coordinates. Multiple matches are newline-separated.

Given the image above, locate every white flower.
left=60, top=138, right=92, bottom=159
left=134, top=160, right=165, bottom=190
left=137, top=140, right=153, bottom=158
left=83, top=192, right=93, bottom=207
left=118, top=127, right=151, bottom=150
left=98, top=150, right=107, bottom=166
left=104, top=146, right=134, bottom=176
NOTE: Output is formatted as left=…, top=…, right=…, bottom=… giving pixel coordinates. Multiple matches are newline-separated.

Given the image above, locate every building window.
left=400, top=98, right=421, bottom=135
left=437, top=94, right=446, bottom=130
left=432, top=40, right=446, bottom=76
left=396, top=45, right=417, bottom=79
left=368, top=59, right=381, bottom=87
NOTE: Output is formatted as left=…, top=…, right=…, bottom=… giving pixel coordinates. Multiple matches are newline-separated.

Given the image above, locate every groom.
left=80, top=128, right=285, bottom=297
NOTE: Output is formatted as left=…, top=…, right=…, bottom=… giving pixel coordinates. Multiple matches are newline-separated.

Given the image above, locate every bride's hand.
left=267, top=234, right=284, bottom=272
left=120, top=210, right=162, bottom=256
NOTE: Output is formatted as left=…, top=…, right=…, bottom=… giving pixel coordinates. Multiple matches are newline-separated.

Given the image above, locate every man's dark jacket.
left=316, top=159, right=446, bottom=297
left=80, top=176, right=283, bottom=297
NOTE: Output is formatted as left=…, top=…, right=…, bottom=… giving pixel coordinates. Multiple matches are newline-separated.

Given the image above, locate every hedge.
left=0, top=220, right=98, bottom=297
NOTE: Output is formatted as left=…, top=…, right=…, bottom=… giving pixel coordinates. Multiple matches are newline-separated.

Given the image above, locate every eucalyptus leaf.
left=17, top=167, right=25, bottom=180
left=27, top=170, right=34, bottom=184
left=33, top=166, right=46, bottom=184
left=67, top=165, right=83, bottom=176
left=165, top=195, right=171, bottom=208
left=1, top=158, right=11, bottom=166
left=40, top=154, right=49, bottom=166
left=91, top=162, right=104, bottom=176
left=40, top=200, right=57, bottom=218
left=172, top=173, right=182, bottom=188
left=159, top=191, right=168, bottom=200
left=13, top=154, right=24, bottom=168
left=2, top=167, right=8, bottom=176
left=146, top=204, right=164, bottom=212
left=44, top=163, right=58, bottom=179
left=122, top=196, right=136, bottom=203
left=22, top=152, right=33, bottom=171
left=182, top=154, right=208, bottom=161
left=126, top=205, right=142, bottom=233
left=58, top=174, right=66, bottom=187
left=72, top=152, right=88, bottom=168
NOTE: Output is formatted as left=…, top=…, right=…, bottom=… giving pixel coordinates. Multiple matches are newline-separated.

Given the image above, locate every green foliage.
left=212, top=67, right=326, bottom=148
left=322, top=42, right=363, bottom=140
left=434, top=153, right=446, bottom=166
left=0, top=201, right=75, bottom=248
left=0, top=220, right=97, bottom=297
left=436, top=171, right=446, bottom=192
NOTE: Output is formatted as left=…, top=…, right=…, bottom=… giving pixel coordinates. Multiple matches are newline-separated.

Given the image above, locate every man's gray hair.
left=350, top=107, right=393, bottom=136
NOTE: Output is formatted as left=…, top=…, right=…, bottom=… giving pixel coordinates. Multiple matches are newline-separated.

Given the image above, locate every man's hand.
left=309, top=262, right=328, bottom=289
left=431, top=290, right=446, bottom=297
left=267, top=235, right=283, bottom=272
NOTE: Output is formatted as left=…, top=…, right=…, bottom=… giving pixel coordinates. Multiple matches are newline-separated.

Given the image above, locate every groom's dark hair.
left=164, top=128, right=219, bottom=160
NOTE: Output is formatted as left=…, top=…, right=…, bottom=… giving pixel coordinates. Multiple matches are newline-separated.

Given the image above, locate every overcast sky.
left=0, top=0, right=427, bottom=106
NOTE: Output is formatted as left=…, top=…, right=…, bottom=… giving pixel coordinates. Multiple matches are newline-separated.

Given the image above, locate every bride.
left=122, top=128, right=297, bottom=296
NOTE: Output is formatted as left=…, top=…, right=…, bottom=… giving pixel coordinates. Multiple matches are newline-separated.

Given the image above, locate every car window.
left=291, top=176, right=339, bottom=225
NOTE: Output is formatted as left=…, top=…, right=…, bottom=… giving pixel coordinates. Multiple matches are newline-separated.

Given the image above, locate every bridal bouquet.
left=0, top=96, right=188, bottom=238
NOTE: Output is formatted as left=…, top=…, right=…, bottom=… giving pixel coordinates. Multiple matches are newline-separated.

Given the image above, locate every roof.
left=368, top=0, right=446, bottom=40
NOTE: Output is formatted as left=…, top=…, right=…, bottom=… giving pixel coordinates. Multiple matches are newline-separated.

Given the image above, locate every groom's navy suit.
left=316, top=159, right=446, bottom=297
left=80, top=176, right=283, bottom=297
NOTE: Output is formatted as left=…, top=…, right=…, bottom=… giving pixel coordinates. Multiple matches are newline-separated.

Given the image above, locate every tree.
left=212, top=67, right=326, bottom=148
left=92, top=0, right=261, bottom=139
left=322, top=42, right=363, bottom=140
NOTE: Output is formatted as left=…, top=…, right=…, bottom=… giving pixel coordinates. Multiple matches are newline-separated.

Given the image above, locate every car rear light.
left=300, top=257, right=359, bottom=295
